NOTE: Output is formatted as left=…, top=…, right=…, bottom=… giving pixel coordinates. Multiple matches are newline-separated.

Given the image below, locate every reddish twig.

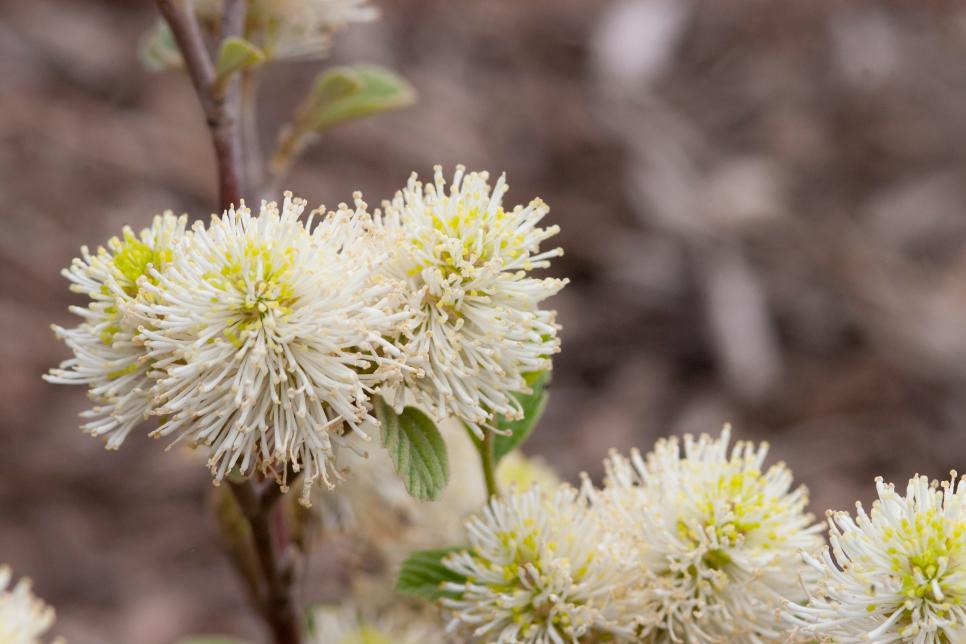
left=229, top=478, right=303, bottom=644
left=154, top=0, right=245, bottom=210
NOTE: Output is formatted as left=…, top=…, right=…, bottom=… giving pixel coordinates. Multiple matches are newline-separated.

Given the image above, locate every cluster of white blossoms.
left=307, top=603, right=442, bottom=644
left=785, top=473, right=966, bottom=643
left=135, top=195, right=406, bottom=494
left=313, top=421, right=562, bottom=617
left=48, top=167, right=564, bottom=504
left=435, top=427, right=966, bottom=643
left=590, top=426, right=824, bottom=642
left=45, top=213, right=188, bottom=449
left=438, top=427, right=821, bottom=643
left=245, top=0, right=379, bottom=60
left=441, top=485, right=631, bottom=643
left=0, top=566, right=58, bottom=644
left=375, top=167, right=566, bottom=436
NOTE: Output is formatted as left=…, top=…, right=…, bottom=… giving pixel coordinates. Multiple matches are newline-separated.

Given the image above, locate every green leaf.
left=174, top=637, right=252, bottom=644
left=306, top=67, right=366, bottom=109
left=214, top=37, right=265, bottom=86
left=269, top=66, right=414, bottom=182
left=492, top=372, right=550, bottom=463
left=138, top=20, right=183, bottom=72
left=376, top=399, right=449, bottom=501
left=395, top=548, right=467, bottom=601
left=300, top=65, right=416, bottom=133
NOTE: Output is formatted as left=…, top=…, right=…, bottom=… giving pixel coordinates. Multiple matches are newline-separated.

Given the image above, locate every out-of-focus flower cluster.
left=243, top=0, right=379, bottom=60
left=0, top=566, right=59, bottom=644
left=307, top=603, right=440, bottom=644
left=47, top=167, right=565, bottom=505
left=208, top=0, right=378, bottom=60
left=314, top=422, right=559, bottom=604
left=141, top=0, right=378, bottom=70
left=306, top=424, right=560, bottom=642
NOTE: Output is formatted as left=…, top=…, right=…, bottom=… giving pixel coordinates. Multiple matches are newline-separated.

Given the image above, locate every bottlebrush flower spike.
left=137, top=194, right=407, bottom=504
left=440, top=484, right=629, bottom=643
left=45, top=213, right=187, bottom=449
left=785, top=473, right=966, bottom=643
left=375, top=165, right=567, bottom=436
left=586, top=426, right=823, bottom=642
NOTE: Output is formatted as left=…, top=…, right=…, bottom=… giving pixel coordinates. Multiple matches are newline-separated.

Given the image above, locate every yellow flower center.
left=337, top=625, right=393, bottom=644
left=100, top=229, right=172, bottom=347
left=675, top=467, right=792, bottom=570
left=111, top=229, right=171, bottom=297
left=206, top=241, right=299, bottom=346
left=409, top=205, right=526, bottom=280
left=888, top=509, right=966, bottom=607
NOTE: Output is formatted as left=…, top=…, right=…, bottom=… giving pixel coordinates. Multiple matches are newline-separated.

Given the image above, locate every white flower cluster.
left=307, top=602, right=442, bottom=644
left=314, top=422, right=562, bottom=618
left=439, top=428, right=966, bottom=643
left=202, top=0, right=376, bottom=60
left=590, top=425, right=824, bottom=642
left=440, top=427, right=823, bottom=643
left=785, top=472, right=966, bottom=643
left=46, top=213, right=188, bottom=449
left=442, top=485, right=631, bottom=643
left=245, top=0, right=379, bottom=60
left=0, top=566, right=58, bottom=644
left=374, top=168, right=565, bottom=436
left=47, top=167, right=565, bottom=505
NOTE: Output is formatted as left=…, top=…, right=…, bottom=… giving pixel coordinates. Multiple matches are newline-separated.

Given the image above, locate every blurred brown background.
left=4, top=0, right=966, bottom=641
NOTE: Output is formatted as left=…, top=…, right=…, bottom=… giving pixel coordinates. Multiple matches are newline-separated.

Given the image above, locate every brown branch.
left=154, top=0, right=214, bottom=94
left=220, top=0, right=245, bottom=42
left=155, top=0, right=245, bottom=210
left=241, top=69, right=264, bottom=195
left=229, top=478, right=303, bottom=644
left=212, top=486, right=269, bottom=622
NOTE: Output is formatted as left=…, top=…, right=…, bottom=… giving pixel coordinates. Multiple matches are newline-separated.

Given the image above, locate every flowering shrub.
left=24, top=1, right=966, bottom=643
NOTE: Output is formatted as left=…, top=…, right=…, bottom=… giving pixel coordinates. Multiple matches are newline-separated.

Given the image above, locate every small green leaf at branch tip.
left=138, top=20, right=183, bottom=72
left=309, top=67, right=365, bottom=105
left=214, top=37, right=265, bottom=86
left=376, top=399, right=449, bottom=501
left=395, top=548, right=467, bottom=601
left=492, top=371, right=551, bottom=463
left=300, top=65, right=416, bottom=133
